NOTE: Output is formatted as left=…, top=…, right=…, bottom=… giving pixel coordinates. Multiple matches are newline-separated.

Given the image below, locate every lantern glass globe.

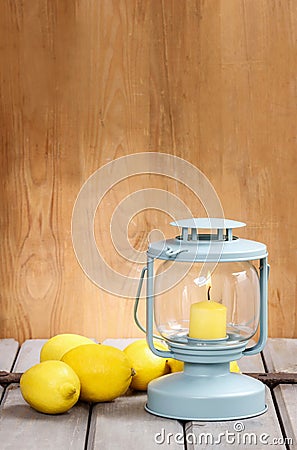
left=154, top=261, right=260, bottom=344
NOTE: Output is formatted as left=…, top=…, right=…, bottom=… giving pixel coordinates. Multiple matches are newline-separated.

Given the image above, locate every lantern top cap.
left=147, top=217, right=267, bottom=261
left=170, top=218, right=246, bottom=230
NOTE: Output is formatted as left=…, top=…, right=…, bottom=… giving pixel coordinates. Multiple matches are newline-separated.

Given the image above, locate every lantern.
left=134, top=218, right=269, bottom=420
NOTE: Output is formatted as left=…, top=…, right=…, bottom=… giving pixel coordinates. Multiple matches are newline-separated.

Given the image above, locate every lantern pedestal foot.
left=146, top=369, right=267, bottom=421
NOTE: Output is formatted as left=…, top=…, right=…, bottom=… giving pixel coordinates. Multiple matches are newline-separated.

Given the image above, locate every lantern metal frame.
left=135, top=218, right=269, bottom=421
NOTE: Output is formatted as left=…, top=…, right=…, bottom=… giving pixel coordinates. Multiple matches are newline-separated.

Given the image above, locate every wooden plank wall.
left=0, top=0, right=296, bottom=342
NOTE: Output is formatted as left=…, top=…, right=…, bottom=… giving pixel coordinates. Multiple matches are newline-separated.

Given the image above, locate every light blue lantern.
left=134, top=218, right=269, bottom=421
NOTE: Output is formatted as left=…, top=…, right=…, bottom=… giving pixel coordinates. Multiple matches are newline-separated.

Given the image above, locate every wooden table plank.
left=87, top=338, right=184, bottom=450
left=0, top=339, right=19, bottom=371
left=88, top=391, right=185, bottom=450
left=263, top=338, right=297, bottom=373
left=185, top=389, right=285, bottom=449
left=0, top=339, right=19, bottom=403
left=237, top=353, right=264, bottom=373
left=11, top=339, right=45, bottom=371
left=263, top=339, right=297, bottom=449
left=273, top=386, right=297, bottom=449
left=185, top=353, right=285, bottom=449
left=0, top=339, right=90, bottom=450
left=1, top=338, right=293, bottom=449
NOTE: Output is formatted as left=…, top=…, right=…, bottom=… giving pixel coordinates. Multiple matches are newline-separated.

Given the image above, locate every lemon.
left=167, top=358, right=184, bottom=373
left=20, top=360, right=80, bottom=414
left=62, top=344, right=133, bottom=402
left=40, top=333, right=96, bottom=362
left=230, top=361, right=241, bottom=373
left=124, top=339, right=170, bottom=391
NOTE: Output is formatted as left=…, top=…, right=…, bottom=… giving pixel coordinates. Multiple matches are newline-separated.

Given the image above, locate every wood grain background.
left=0, top=0, right=296, bottom=343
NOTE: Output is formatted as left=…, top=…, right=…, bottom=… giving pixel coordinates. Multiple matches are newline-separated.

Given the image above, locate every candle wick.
left=207, top=286, right=211, bottom=301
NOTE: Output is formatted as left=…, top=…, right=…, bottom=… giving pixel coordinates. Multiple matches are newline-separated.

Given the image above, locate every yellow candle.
left=189, top=300, right=227, bottom=339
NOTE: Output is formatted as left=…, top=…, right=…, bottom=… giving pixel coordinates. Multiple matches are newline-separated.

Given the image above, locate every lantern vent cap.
left=147, top=217, right=267, bottom=262
left=170, top=218, right=245, bottom=243
left=170, top=218, right=245, bottom=230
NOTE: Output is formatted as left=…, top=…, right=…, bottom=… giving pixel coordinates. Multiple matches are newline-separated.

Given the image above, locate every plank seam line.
left=0, top=384, right=8, bottom=409
left=181, top=420, right=189, bottom=450
left=0, top=341, right=20, bottom=405
left=84, top=403, right=95, bottom=450
left=260, top=350, right=268, bottom=373
left=0, top=386, right=4, bottom=406
left=269, top=389, right=291, bottom=450
left=261, top=351, right=290, bottom=450
left=10, top=342, right=21, bottom=372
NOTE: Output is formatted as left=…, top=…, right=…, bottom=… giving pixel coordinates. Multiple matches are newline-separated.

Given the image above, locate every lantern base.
left=146, top=366, right=267, bottom=421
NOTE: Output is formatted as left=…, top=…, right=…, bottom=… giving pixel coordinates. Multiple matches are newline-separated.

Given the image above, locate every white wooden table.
left=0, top=338, right=296, bottom=449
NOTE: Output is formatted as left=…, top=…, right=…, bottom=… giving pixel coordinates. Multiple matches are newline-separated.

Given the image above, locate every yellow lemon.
left=230, top=361, right=241, bottom=373
left=124, top=339, right=170, bottom=391
left=40, top=333, right=96, bottom=362
left=62, top=344, right=133, bottom=402
left=20, top=360, right=80, bottom=414
left=167, top=358, right=184, bottom=373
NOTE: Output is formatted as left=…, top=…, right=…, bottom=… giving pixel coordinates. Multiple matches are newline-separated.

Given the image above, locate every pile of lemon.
left=20, top=334, right=240, bottom=415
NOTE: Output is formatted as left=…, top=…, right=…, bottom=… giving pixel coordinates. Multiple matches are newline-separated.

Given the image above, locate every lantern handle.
left=134, top=267, right=163, bottom=341
left=146, top=257, right=173, bottom=359
left=243, top=258, right=269, bottom=357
